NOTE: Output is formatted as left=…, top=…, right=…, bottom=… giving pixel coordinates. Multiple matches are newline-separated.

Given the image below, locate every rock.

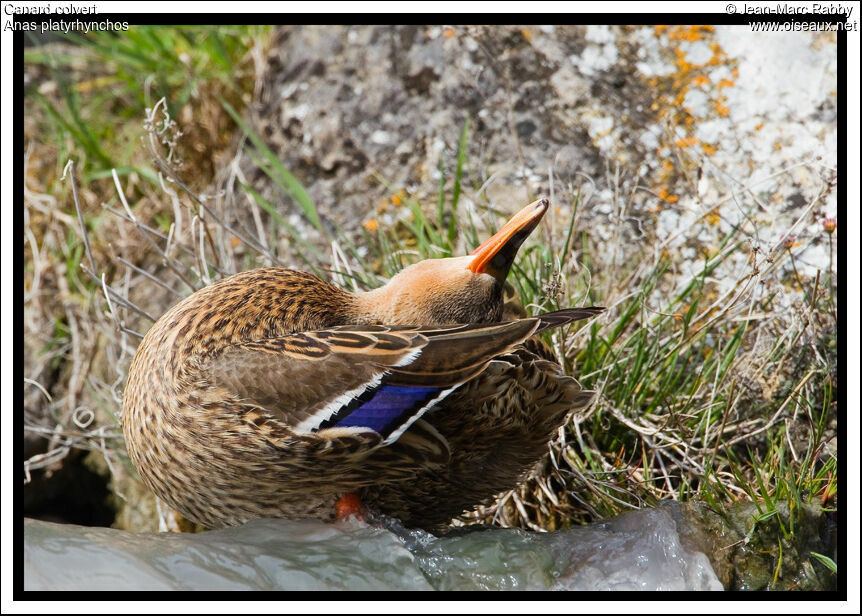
left=25, top=503, right=725, bottom=591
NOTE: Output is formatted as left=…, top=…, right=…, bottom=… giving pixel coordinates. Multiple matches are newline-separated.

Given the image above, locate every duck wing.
left=203, top=308, right=604, bottom=447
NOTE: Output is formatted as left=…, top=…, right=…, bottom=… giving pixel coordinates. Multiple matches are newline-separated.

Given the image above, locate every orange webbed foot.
left=335, top=492, right=365, bottom=521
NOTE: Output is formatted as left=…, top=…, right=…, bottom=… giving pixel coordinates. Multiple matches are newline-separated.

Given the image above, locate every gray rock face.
left=239, top=25, right=608, bottom=233
left=236, top=25, right=836, bottom=274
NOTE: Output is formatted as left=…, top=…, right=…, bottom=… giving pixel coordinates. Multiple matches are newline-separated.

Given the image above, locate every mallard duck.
left=123, top=198, right=604, bottom=530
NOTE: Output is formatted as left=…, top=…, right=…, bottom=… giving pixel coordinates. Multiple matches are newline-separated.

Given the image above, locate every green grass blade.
left=222, top=99, right=324, bottom=234
left=450, top=117, right=470, bottom=242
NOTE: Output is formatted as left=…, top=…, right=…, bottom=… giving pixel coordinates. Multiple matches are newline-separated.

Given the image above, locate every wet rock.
left=674, top=501, right=836, bottom=591
left=26, top=500, right=835, bottom=591
left=396, top=503, right=723, bottom=591
left=24, top=517, right=432, bottom=591
left=25, top=503, right=724, bottom=591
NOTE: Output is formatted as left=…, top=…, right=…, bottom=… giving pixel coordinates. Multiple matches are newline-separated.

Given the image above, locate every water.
left=396, top=505, right=722, bottom=591
left=25, top=502, right=724, bottom=591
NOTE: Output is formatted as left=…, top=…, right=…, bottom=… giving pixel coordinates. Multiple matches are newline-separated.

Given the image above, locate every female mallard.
left=123, top=198, right=603, bottom=530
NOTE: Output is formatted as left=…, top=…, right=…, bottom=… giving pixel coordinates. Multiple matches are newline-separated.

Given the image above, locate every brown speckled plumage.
left=123, top=199, right=603, bottom=530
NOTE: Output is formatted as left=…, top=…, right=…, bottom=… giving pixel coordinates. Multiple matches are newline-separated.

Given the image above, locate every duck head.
left=357, top=198, right=549, bottom=325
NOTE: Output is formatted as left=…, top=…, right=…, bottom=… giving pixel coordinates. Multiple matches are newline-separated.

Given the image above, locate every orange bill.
left=468, top=198, right=549, bottom=279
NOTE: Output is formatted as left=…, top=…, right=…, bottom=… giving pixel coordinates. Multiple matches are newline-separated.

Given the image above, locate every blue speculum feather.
left=332, top=385, right=443, bottom=436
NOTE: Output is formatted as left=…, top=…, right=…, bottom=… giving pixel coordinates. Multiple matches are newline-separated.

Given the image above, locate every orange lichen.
left=520, top=28, right=532, bottom=42
left=443, top=27, right=456, bottom=38
left=391, top=190, right=406, bottom=206
left=674, top=49, right=692, bottom=72
left=705, top=210, right=721, bottom=225
left=665, top=25, right=713, bottom=42
left=658, top=188, right=679, bottom=203
left=363, top=219, right=379, bottom=232
left=641, top=25, right=741, bottom=202
left=679, top=29, right=703, bottom=42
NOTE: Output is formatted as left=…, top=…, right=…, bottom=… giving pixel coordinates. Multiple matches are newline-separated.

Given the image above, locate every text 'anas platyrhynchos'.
left=123, top=198, right=604, bottom=530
